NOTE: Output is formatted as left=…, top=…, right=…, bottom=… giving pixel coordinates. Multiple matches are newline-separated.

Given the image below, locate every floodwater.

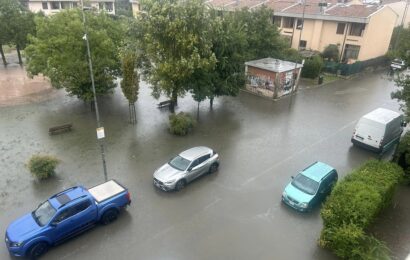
left=0, top=65, right=409, bottom=259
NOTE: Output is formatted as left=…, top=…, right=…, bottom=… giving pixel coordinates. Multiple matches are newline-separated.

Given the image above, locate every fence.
left=323, top=56, right=389, bottom=76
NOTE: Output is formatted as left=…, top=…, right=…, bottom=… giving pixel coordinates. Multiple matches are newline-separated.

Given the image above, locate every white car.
left=391, top=59, right=405, bottom=70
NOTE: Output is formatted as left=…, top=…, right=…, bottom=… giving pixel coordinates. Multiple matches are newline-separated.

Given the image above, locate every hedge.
left=301, top=55, right=323, bottom=79
left=319, top=160, right=403, bottom=259
left=393, top=131, right=410, bottom=181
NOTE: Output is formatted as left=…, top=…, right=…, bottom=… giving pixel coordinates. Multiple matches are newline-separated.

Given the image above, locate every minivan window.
left=291, top=174, right=319, bottom=195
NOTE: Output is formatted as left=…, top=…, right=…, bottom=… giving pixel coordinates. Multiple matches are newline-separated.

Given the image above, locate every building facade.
left=28, top=0, right=115, bottom=15
left=207, top=0, right=398, bottom=63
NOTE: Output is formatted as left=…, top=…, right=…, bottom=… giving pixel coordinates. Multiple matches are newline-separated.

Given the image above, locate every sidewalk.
left=0, top=52, right=55, bottom=107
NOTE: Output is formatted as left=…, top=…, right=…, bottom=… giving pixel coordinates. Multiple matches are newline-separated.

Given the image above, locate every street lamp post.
left=80, top=0, right=108, bottom=181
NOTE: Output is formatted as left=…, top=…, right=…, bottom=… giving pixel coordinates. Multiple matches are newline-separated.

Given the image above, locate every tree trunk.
left=0, top=45, right=7, bottom=66
left=210, top=97, right=214, bottom=109
left=197, top=101, right=200, bottom=121
left=129, top=102, right=137, bottom=124
left=170, top=89, right=178, bottom=113
left=16, top=44, right=23, bottom=65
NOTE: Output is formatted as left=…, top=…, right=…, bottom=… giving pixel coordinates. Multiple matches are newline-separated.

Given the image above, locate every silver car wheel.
left=209, top=163, right=218, bottom=174
left=175, top=180, right=186, bottom=191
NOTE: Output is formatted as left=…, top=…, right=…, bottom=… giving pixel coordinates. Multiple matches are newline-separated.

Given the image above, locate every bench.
left=157, top=100, right=173, bottom=109
left=49, top=123, right=73, bottom=135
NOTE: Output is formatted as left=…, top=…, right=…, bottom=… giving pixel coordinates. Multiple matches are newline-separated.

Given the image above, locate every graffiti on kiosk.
left=248, top=74, right=274, bottom=91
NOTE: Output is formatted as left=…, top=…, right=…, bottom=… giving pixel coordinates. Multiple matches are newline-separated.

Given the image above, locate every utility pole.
left=80, top=0, right=108, bottom=181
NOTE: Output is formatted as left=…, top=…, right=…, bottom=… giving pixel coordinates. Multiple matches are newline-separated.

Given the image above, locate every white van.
left=351, top=108, right=405, bottom=153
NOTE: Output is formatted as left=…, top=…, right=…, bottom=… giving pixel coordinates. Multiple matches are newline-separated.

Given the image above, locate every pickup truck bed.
left=89, top=180, right=126, bottom=203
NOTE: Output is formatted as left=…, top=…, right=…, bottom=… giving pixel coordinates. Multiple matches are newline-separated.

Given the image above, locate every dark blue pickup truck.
left=5, top=180, right=131, bottom=258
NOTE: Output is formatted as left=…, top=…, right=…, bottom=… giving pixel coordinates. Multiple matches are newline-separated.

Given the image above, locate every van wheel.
left=28, top=241, right=49, bottom=259
left=175, top=180, right=186, bottom=191
left=209, top=163, right=219, bottom=174
left=101, top=209, right=118, bottom=225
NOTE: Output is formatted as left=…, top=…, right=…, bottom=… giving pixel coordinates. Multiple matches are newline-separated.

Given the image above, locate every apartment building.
left=208, top=0, right=398, bottom=63
left=28, top=0, right=115, bottom=15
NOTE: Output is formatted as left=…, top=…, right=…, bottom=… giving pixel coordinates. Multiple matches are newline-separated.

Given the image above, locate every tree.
left=389, top=26, right=410, bottom=65
left=392, top=73, right=410, bottom=121
left=25, top=10, right=125, bottom=102
left=121, top=50, right=139, bottom=124
left=322, top=44, right=339, bottom=61
left=301, top=55, right=323, bottom=79
left=0, top=0, right=35, bottom=65
left=115, top=0, right=133, bottom=17
left=134, top=0, right=216, bottom=113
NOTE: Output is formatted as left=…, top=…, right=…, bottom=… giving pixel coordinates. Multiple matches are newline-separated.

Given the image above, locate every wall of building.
left=387, top=1, right=410, bottom=28
left=360, top=6, right=397, bottom=60
left=28, top=0, right=115, bottom=15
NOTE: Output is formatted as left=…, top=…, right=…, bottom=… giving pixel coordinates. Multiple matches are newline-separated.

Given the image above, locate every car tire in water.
left=101, top=209, right=118, bottom=225
left=28, top=241, right=49, bottom=259
left=175, top=179, right=186, bottom=191
left=209, top=163, right=219, bottom=174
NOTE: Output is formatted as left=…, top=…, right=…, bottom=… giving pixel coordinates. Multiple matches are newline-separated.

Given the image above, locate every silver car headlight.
left=300, top=202, right=308, bottom=208
left=164, top=179, right=176, bottom=184
left=282, top=191, right=287, bottom=198
left=10, top=241, right=23, bottom=247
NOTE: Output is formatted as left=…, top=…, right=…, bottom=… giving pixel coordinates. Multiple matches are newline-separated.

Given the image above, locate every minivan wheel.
left=175, top=180, right=186, bottom=191
left=209, top=163, right=219, bottom=174
left=101, top=209, right=118, bottom=225
left=28, top=241, right=49, bottom=259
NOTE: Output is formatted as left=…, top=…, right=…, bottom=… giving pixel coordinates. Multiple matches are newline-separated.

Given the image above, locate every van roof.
left=363, top=108, right=401, bottom=124
left=301, top=162, right=334, bottom=182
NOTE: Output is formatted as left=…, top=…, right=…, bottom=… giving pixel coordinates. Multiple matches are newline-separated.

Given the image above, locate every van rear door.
left=353, top=118, right=384, bottom=149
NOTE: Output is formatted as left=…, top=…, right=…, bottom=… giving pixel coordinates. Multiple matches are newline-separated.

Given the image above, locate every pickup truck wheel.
left=209, top=163, right=219, bottom=174
left=28, top=242, right=49, bottom=259
left=101, top=209, right=118, bottom=225
left=175, top=180, right=186, bottom=191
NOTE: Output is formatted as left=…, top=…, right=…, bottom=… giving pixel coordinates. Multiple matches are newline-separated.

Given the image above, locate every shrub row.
left=169, top=112, right=196, bottom=136
left=393, top=131, right=410, bottom=181
left=319, top=160, right=403, bottom=259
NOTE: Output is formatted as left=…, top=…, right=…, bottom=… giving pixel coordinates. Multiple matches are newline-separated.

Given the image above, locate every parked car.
left=5, top=180, right=131, bottom=258
left=351, top=108, right=405, bottom=153
left=282, top=162, right=338, bottom=212
left=391, top=58, right=405, bottom=70
left=153, top=146, right=219, bottom=191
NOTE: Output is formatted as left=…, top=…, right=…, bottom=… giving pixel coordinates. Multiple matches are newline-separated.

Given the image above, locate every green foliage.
left=389, top=26, right=410, bottom=65
left=322, top=44, right=339, bottom=61
left=393, top=131, right=410, bottom=182
left=121, top=50, right=139, bottom=103
left=115, top=0, right=133, bottom=17
left=169, top=112, right=196, bottom=136
left=319, top=160, right=403, bottom=259
left=301, top=55, right=323, bottom=79
left=135, top=0, right=216, bottom=108
left=25, top=10, right=125, bottom=101
left=27, top=155, right=60, bottom=180
left=392, top=74, right=410, bottom=121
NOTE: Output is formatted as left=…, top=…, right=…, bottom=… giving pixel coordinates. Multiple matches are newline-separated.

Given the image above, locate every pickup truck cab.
left=5, top=180, right=131, bottom=258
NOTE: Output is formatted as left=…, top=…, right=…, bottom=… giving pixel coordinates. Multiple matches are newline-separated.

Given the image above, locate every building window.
left=72, top=2, right=77, bottom=7
left=343, top=44, right=360, bottom=61
left=42, top=2, right=48, bottom=9
left=282, top=17, right=294, bottom=29
left=299, top=40, right=307, bottom=50
left=336, top=23, right=345, bottom=35
left=349, top=23, right=365, bottom=37
left=273, top=16, right=281, bottom=27
left=296, top=19, right=303, bottom=29
left=61, top=2, right=70, bottom=9
left=99, top=2, right=104, bottom=9
left=50, top=1, right=60, bottom=9
left=106, top=2, right=113, bottom=11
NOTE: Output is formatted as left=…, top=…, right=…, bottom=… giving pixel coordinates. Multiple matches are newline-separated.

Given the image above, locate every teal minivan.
left=282, top=162, right=338, bottom=212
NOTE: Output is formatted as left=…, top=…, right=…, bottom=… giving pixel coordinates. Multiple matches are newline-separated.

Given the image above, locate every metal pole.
left=80, top=0, right=108, bottom=181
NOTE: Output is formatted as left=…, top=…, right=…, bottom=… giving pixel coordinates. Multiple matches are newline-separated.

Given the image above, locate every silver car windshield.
left=169, top=155, right=191, bottom=171
left=32, top=200, right=57, bottom=226
left=291, top=174, right=319, bottom=195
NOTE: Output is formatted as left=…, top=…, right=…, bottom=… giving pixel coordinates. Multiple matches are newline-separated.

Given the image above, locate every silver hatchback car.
left=153, top=146, right=220, bottom=191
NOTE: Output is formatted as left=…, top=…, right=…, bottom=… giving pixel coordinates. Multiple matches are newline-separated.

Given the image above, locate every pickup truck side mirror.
left=50, top=221, right=58, bottom=227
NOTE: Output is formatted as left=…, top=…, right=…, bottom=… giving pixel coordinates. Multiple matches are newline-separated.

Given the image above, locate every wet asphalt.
left=0, top=70, right=406, bottom=259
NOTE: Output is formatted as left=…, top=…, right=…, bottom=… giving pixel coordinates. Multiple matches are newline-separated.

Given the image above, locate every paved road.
left=0, top=71, right=403, bottom=259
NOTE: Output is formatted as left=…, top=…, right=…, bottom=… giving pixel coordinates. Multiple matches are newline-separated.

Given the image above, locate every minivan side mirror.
left=401, top=121, right=407, bottom=127
left=291, top=176, right=294, bottom=179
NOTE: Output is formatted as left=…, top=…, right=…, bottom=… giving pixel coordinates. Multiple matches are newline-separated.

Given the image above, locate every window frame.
left=336, top=23, right=345, bottom=35
left=42, top=2, right=48, bottom=9
left=349, top=23, right=365, bottom=37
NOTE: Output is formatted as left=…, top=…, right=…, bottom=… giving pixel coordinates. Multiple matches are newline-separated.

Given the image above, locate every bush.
left=27, top=155, right=60, bottom=180
left=169, top=112, right=196, bottom=136
left=301, top=55, right=323, bottom=79
left=319, top=160, right=403, bottom=259
left=322, top=44, right=339, bottom=62
left=393, top=131, right=410, bottom=182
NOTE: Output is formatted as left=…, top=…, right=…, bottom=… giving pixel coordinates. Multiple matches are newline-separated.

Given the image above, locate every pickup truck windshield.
left=169, top=155, right=191, bottom=171
left=291, top=174, right=319, bottom=195
left=33, top=200, right=56, bottom=226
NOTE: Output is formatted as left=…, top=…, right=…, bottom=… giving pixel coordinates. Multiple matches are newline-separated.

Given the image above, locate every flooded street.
left=0, top=67, right=408, bottom=259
